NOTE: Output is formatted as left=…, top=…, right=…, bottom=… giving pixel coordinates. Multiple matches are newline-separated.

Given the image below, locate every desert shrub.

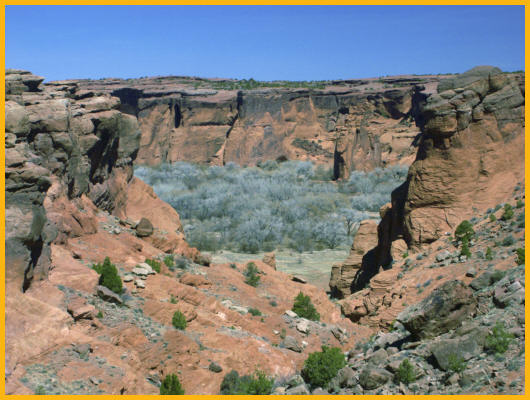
left=490, top=214, right=497, bottom=222
left=172, top=311, right=187, bottom=330
left=292, top=292, right=320, bottom=321
left=160, top=373, right=185, bottom=395
left=486, top=322, right=514, bottom=354
left=501, top=204, right=514, bottom=221
left=248, top=308, right=262, bottom=316
left=174, top=256, right=189, bottom=270
left=455, top=220, right=474, bottom=242
left=93, top=257, right=122, bottom=294
left=269, top=300, right=278, bottom=307
left=516, top=200, right=524, bottom=208
left=460, top=238, right=471, bottom=258
left=516, top=248, right=524, bottom=265
left=301, top=346, right=346, bottom=389
left=486, top=247, right=494, bottom=260
left=447, top=354, right=466, bottom=373
left=244, top=262, right=260, bottom=287
left=502, top=235, right=515, bottom=247
left=280, top=328, right=286, bottom=339
left=35, top=386, right=46, bottom=395
left=394, top=359, right=416, bottom=384
left=219, top=370, right=273, bottom=395
left=135, top=162, right=406, bottom=253
left=163, top=255, right=174, bottom=268
left=145, top=258, right=161, bottom=273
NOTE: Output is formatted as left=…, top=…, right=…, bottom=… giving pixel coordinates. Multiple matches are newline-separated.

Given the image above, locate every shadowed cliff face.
left=6, top=70, right=197, bottom=291
left=67, top=74, right=448, bottom=176
left=331, top=66, right=525, bottom=298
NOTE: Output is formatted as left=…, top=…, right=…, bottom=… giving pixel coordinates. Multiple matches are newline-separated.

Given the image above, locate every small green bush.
left=160, top=373, right=185, bottom=395
left=516, top=200, right=524, bottom=209
left=94, top=257, right=122, bottom=294
left=269, top=300, right=278, bottom=307
left=170, top=294, right=178, bottom=304
left=145, top=258, right=161, bottom=273
left=280, top=328, right=286, bottom=339
left=486, top=247, right=494, bottom=260
left=244, top=262, right=260, bottom=287
left=516, top=248, right=525, bottom=265
left=490, top=214, right=497, bottom=222
left=394, top=359, right=416, bottom=384
left=164, top=255, right=174, bottom=268
left=248, top=308, right=262, bottom=316
left=292, top=292, right=320, bottom=321
left=35, top=385, right=46, bottom=395
left=501, top=204, right=514, bottom=221
left=447, top=354, right=466, bottom=373
left=502, top=235, right=515, bottom=247
left=172, top=311, right=187, bottom=330
left=455, top=220, right=474, bottom=242
left=460, top=238, right=471, bottom=258
left=402, top=251, right=409, bottom=259
left=96, top=310, right=103, bottom=319
left=301, top=346, right=346, bottom=389
left=219, top=370, right=273, bottom=395
left=485, top=322, right=514, bottom=354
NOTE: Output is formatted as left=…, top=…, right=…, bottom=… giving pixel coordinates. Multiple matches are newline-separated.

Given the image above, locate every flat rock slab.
left=96, top=285, right=123, bottom=304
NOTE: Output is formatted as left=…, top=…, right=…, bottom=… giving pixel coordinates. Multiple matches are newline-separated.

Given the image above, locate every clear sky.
left=5, top=5, right=525, bottom=82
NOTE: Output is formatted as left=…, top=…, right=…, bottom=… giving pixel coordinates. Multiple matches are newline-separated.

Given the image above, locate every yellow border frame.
left=1, top=2, right=527, bottom=399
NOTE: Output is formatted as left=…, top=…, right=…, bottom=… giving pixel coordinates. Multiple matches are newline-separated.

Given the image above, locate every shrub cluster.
left=145, top=258, right=161, bottom=273
left=220, top=370, right=274, bottom=395
left=301, top=346, right=346, bottom=389
left=160, top=374, right=184, bottom=395
left=394, top=359, right=416, bottom=384
left=135, top=162, right=407, bottom=253
left=485, top=322, right=514, bottom=354
left=93, top=257, right=122, bottom=294
left=292, top=292, right=320, bottom=321
left=244, top=262, right=260, bottom=287
left=172, top=311, right=187, bottom=330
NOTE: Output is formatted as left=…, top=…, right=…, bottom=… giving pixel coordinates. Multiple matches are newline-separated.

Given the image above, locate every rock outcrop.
left=57, top=74, right=449, bottom=176
left=331, top=66, right=525, bottom=296
left=5, top=70, right=197, bottom=291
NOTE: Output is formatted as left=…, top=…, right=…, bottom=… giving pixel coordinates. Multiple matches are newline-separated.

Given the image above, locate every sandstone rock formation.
left=58, top=74, right=450, bottom=176
left=331, top=66, right=524, bottom=297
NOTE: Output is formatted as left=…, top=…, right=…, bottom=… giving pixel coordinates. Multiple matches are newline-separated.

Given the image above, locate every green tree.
left=160, top=374, right=185, bottom=395
left=94, top=257, right=122, bottom=294
left=219, top=370, right=273, bottom=395
left=394, top=359, right=416, bottom=384
left=292, top=292, right=320, bottom=321
left=244, top=262, right=260, bottom=287
left=301, top=346, right=346, bottom=389
left=501, top=204, right=514, bottom=221
left=460, top=238, right=471, bottom=258
left=172, top=311, right=187, bottom=330
left=485, top=322, right=514, bottom=354
left=455, top=220, right=474, bottom=242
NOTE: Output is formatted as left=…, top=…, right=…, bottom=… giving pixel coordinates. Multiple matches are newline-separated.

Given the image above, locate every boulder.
left=135, top=217, right=154, bottom=237
left=67, top=297, right=96, bottom=321
left=283, top=336, right=302, bottom=353
left=430, top=332, right=487, bottom=371
left=359, top=367, right=392, bottom=390
left=180, top=273, right=211, bottom=287
left=96, top=285, right=123, bottom=304
left=262, top=252, right=276, bottom=269
left=285, top=384, right=310, bottom=395
left=494, top=279, right=524, bottom=308
left=397, top=280, right=477, bottom=339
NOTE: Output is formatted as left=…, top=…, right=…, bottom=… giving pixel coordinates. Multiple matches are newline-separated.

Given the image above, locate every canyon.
left=4, top=66, right=525, bottom=395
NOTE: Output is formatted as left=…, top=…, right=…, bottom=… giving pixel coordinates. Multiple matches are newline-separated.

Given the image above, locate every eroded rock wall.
left=5, top=70, right=195, bottom=291
left=70, top=75, right=445, bottom=175
left=331, top=66, right=525, bottom=297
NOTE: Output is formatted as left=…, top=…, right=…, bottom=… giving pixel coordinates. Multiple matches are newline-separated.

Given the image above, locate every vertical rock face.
left=70, top=75, right=446, bottom=175
left=399, top=66, right=524, bottom=247
left=4, top=71, right=139, bottom=290
left=331, top=66, right=525, bottom=296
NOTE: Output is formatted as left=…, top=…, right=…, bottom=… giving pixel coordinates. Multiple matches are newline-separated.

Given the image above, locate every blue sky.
left=5, top=5, right=525, bottom=81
